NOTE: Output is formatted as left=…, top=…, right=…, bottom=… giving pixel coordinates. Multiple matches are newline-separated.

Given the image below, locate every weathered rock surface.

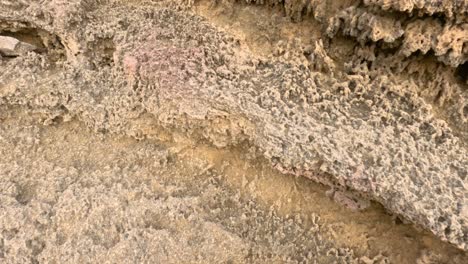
left=363, top=0, right=468, bottom=18
left=0, top=0, right=467, bottom=259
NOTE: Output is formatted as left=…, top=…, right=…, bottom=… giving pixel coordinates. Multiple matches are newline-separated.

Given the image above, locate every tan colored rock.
left=0, top=0, right=467, bottom=257
left=363, top=0, right=468, bottom=19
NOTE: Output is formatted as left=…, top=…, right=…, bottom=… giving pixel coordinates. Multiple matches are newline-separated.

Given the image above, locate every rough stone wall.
left=1, top=0, right=467, bottom=253
left=4, top=108, right=387, bottom=263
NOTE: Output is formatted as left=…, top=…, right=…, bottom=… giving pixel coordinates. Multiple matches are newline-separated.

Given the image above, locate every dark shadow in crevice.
left=455, top=61, right=468, bottom=83
left=0, top=26, right=65, bottom=61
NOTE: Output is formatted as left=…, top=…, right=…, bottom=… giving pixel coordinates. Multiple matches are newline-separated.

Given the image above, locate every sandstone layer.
left=0, top=0, right=467, bottom=261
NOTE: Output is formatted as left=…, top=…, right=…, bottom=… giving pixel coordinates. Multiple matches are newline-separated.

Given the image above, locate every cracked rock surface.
left=0, top=0, right=467, bottom=261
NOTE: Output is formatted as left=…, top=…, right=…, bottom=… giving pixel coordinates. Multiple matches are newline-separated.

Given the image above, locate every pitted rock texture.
left=3, top=109, right=466, bottom=263
left=0, top=111, right=363, bottom=263
left=363, top=0, right=468, bottom=18
left=327, top=6, right=468, bottom=68
left=0, top=0, right=467, bottom=256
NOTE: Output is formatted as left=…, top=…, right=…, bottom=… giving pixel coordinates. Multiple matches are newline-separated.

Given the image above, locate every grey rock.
left=0, top=36, right=37, bottom=56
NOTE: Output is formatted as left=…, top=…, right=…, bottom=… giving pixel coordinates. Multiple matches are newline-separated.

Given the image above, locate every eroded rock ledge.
left=0, top=0, right=467, bottom=251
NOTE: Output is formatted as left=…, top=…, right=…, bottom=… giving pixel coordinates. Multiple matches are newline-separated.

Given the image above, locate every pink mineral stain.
left=122, top=39, right=205, bottom=99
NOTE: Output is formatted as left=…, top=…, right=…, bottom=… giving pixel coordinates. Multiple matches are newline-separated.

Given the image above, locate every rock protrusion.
left=0, top=36, right=37, bottom=57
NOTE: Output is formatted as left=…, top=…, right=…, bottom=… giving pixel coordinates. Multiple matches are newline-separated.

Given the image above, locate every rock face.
left=0, top=0, right=467, bottom=256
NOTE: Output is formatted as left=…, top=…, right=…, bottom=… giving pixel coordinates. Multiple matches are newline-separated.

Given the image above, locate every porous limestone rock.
left=363, top=0, right=468, bottom=19
left=1, top=0, right=467, bottom=254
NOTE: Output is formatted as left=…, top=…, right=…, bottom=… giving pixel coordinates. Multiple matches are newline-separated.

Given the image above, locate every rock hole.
left=394, top=217, right=403, bottom=225
left=455, top=61, right=468, bottom=83
left=444, top=227, right=451, bottom=236
left=434, top=89, right=443, bottom=104
left=348, top=80, right=357, bottom=92
left=88, top=38, right=116, bottom=68
left=26, top=238, right=45, bottom=256
left=15, top=183, right=36, bottom=205
left=0, top=28, right=45, bottom=50
left=0, top=238, right=4, bottom=258
left=0, top=27, right=65, bottom=61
